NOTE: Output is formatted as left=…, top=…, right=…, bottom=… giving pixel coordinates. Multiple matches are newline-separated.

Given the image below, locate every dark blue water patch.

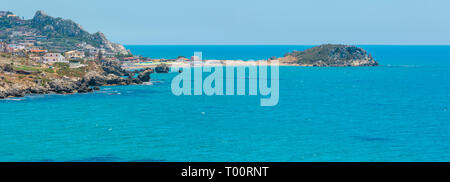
left=65, top=155, right=165, bottom=162
left=34, top=159, right=56, bottom=162
left=69, top=155, right=121, bottom=162
left=129, top=159, right=166, bottom=162
left=2, top=45, right=450, bottom=162
left=20, top=158, right=56, bottom=162
left=351, top=136, right=391, bottom=142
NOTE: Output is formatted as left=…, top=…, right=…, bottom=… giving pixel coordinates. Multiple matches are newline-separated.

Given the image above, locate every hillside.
left=280, top=44, right=378, bottom=67
left=0, top=10, right=128, bottom=55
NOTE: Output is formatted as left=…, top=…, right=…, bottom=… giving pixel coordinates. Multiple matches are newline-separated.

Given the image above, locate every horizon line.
left=122, top=44, right=450, bottom=46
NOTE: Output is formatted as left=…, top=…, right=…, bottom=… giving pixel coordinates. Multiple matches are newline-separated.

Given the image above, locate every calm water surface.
left=0, top=45, right=449, bottom=161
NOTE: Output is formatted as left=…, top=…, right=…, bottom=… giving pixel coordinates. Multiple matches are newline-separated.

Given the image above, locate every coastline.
left=1, top=45, right=450, bottom=162
left=0, top=59, right=153, bottom=99
left=122, top=59, right=373, bottom=70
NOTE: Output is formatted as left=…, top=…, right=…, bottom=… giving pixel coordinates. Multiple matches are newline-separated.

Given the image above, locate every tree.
left=97, top=51, right=103, bottom=61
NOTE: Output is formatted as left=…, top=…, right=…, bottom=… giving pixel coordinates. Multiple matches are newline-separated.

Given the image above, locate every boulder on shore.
left=155, top=63, right=170, bottom=73
left=137, top=68, right=154, bottom=82
left=1, top=63, right=14, bottom=72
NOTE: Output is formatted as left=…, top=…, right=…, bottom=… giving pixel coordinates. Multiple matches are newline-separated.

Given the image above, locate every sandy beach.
left=123, top=60, right=301, bottom=70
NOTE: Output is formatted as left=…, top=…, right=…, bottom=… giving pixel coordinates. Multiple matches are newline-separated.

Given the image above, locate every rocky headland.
left=279, top=44, right=378, bottom=67
left=0, top=55, right=153, bottom=99
left=0, top=10, right=152, bottom=99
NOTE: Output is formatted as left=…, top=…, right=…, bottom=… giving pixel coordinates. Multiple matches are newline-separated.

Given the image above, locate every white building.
left=43, top=53, right=68, bottom=64
left=65, top=50, right=85, bottom=60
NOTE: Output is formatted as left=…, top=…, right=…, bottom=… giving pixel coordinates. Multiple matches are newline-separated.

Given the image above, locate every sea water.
left=0, top=45, right=449, bottom=161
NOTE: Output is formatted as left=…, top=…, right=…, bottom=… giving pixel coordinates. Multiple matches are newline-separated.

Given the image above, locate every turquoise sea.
left=1, top=45, right=449, bottom=162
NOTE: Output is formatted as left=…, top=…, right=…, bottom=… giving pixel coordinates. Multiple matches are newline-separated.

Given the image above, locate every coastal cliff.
left=0, top=54, right=152, bottom=99
left=280, top=44, right=378, bottom=67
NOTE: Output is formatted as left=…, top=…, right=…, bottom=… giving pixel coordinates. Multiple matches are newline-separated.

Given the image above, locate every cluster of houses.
left=0, top=27, right=48, bottom=53
left=1, top=11, right=200, bottom=70
left=28, top=49, right=85, bottom=65
left=0, top=11, right=19, bottom=19
left=1, top=41, right=87, bottom=67
left=0, top=11, right=111, bottom=67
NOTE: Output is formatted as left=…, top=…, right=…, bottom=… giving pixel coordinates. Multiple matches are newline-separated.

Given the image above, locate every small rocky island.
left=279, top=44, right=378, bottom=67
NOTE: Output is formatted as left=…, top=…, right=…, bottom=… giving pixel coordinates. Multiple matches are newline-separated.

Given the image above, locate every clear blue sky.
left=3, top=0, right=450, bottom=45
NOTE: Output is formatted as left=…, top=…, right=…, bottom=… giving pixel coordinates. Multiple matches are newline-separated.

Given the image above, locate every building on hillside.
left=19, top=42, right=34, bottom=47
left=43, top=53, right=68, bottom=64
left=30, top=56, right=43, bottom=62
left=175, top=57, right=188, bottom=62
left=29, top=49, right=48, bottom=56
left=24, top=36, right=36, bottom=42
left=7, top=44, right=25, bottom=53
left=190, top=54, right=203, bottom=66
left=65, top=50, right=85, bottom=60
left=35, top=36, right=48, bottom=41
left=0, top=42, right=7, bottom=52
left=191, top=55, right=202, bottom=61
left=122, top=57, right=136, bottom=61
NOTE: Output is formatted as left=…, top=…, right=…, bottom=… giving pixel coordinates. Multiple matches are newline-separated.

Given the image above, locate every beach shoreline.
left=123, top=60, right=302, bottom=70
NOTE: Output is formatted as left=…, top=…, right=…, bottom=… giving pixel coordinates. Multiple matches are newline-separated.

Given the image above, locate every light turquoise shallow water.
left=0, top=45, right=449, bottom=162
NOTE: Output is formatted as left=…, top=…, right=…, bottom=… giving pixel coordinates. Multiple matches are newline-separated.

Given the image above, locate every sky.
left=2, top=0, right=450, bottom=45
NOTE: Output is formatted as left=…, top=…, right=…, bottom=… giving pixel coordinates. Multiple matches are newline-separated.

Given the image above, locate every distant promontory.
left=279, top=44, right=378, bottom=67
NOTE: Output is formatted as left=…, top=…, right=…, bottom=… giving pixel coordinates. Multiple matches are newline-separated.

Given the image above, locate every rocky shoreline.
left=1, top=44, right=380, bottom=99
left=0, top=60, right=153, bottom=99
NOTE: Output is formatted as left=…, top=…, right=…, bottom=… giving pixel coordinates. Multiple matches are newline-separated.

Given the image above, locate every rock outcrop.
left=137, top=68, right=154, bottom=82
left=155, top=63, right=170, bottom=73
left=0, top=60, right=152, bottom=99
left=92, top=32, right=129, bottom=55
left=101, top=60, right=130, bottom=76
left=1, top=63, right=14, bottom=72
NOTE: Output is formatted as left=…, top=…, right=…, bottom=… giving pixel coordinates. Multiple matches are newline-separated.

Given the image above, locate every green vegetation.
left=1, top=11, right=128, bottom=56
left=13, top=65, right=41, bottom=72
left=0, top=17, right=20, bottom=29
left=0, top=53, right=12, bottom=58
left=54, top=62, right=87, bottom=77
left=12, top=65, right=54, bottom=73
left=1, top=77, right=12, bottom=84
left=30, top=11, right=102, bottom=48
left=53, top=62, right=70, bottom=68
left=284, top=44, right=377, bottom=66
left=43, top=68, right=55, bottom=73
